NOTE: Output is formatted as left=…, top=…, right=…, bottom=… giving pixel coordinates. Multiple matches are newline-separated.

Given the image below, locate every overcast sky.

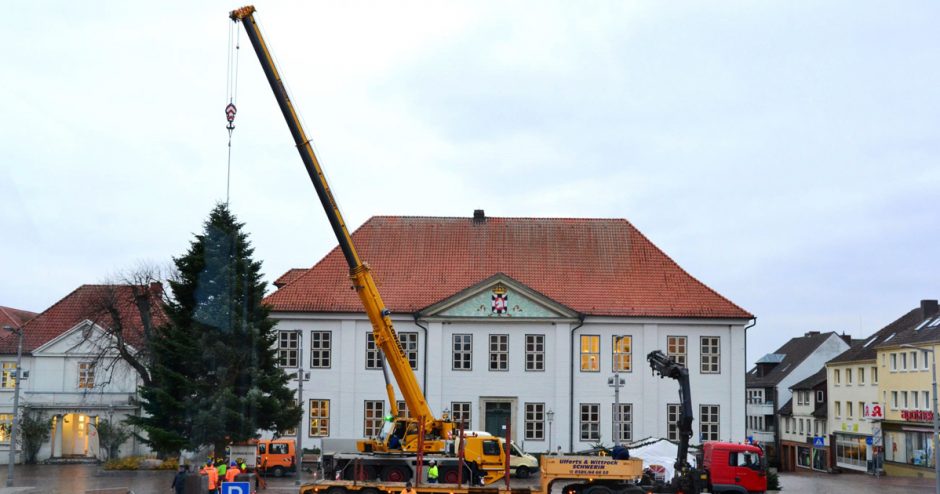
left=2, top=1, right=937, bottom=366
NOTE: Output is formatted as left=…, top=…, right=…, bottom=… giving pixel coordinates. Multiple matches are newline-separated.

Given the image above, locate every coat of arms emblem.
left=491, top=284, right=508, bottom=314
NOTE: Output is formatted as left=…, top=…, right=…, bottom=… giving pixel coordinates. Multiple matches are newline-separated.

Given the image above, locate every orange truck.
left=229, top=439, right=297, bottom=477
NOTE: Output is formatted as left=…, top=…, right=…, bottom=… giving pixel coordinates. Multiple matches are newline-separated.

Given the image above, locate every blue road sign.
left=221, top=482, right=251, bottom=494
left=866, top=436, right=873, bottom=446
left=813, top=436, right=825, bottom=447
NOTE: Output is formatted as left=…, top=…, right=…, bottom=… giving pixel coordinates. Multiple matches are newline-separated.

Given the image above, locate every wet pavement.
left=0, top=464, right=932, bottom=493
left=777, top=468, right=932, bottom=493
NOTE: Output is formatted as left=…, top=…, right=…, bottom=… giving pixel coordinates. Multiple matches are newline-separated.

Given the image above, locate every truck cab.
left=257, top=439, right=296, bottom=477
left=702, top=442, right=766, bottom=494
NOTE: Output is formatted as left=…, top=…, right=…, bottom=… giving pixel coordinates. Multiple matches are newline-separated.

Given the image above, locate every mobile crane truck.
left=229, top=4, right=527, bottom=487
left=646, top=351, right=767, bottom=494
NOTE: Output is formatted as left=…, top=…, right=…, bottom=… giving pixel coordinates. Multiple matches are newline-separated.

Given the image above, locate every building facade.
left=266, top=214, right=753, bottom=453
left=873, top=300, right=940, bottom=478
left=745, top=331, right=850, bottom=465
left=779, top=369, right=828, bottom=472
left=0, top=285, right=158, bottom=464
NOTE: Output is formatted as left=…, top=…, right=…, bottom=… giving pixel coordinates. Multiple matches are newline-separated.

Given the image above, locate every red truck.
left=701, top=442, right=767, bottom=494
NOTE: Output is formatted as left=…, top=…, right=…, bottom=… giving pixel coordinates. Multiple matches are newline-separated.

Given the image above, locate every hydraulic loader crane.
left=230, top=6, right=506, bottom=484
left=646, top=351, right=705, bottom=494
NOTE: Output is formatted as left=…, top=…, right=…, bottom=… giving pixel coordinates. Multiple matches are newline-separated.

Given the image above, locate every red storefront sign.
left=901, top=410, right=934, bottom=422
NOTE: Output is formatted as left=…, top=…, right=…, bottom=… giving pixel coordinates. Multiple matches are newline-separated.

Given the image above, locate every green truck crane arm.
left=230, top=4, right=435, bottom=429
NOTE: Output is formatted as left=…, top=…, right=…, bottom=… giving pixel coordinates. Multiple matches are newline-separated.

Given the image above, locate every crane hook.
left=225, top=102, right=237, bottom=135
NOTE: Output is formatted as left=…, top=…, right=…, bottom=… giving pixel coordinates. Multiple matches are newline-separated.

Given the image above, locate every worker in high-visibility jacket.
left=225, top=461, right=242, bottom=483
left=200, top=460, right=219, bottom=493
left=428, top=460, right=439, bottom=483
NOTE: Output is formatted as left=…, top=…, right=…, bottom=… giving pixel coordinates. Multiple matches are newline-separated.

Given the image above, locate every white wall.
left=273, top=312, right=748, bottom=452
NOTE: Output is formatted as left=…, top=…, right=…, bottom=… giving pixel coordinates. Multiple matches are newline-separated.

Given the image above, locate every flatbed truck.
left=300, top=455, right=646, bottom=494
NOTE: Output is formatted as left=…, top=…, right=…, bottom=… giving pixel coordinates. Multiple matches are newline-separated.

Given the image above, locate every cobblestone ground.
left=0, top=464, right=933, bottom=494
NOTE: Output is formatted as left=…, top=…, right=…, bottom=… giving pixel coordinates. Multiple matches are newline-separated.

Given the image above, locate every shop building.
left=874, top=300, right=940, bottom=478
left=779, top=368, right=829, bottom=472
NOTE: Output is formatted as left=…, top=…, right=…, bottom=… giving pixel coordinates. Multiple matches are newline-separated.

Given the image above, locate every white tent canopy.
left=624, top=438, right=698, bottom=481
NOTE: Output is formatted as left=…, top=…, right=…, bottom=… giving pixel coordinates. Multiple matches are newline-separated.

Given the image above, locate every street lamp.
left=902, top=343, right=939, bottom=494
left=546, top=409, right=555, bottom=453
left=4, top=325, right=23, bottom=487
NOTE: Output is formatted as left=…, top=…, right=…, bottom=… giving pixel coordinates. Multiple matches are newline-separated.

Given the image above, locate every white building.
left=266, top=213, right=754, bottom=453
left=779, top=368, right=829, bottom=471
left=0, top=285, right=154, bottom=464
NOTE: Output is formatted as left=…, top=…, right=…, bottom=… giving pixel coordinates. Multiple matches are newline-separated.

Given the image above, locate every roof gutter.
left=744, top=317, right=756, bottom=441
left=569, top=315, right=585, bottom=452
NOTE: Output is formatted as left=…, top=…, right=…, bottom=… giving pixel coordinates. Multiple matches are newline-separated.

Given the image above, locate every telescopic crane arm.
left=647, top=351, right=694, bottom=479
left=230, top=4, right=434, bottom=434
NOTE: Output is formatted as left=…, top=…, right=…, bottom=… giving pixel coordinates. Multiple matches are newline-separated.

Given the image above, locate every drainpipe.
left=414, top=315, right=429, bottom=396
left=568, top=316, right=585, bottom=453
left=744, top=318, right=756, bottom=441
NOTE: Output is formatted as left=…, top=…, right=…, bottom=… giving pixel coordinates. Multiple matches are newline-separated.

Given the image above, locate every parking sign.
left=221, top=481, right=251, bottom=494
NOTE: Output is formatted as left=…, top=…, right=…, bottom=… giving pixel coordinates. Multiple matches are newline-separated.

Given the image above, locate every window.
left=700, top=405, right=719, bottom=441
left=798, top=418, right=804, bottom=435
left=396, top=400, right=409, bottom=419
left=913, top=393, right=920, bottom=410
left=848, top=402, right=854, bottom=418
left=1, top=362, right=15, bottom=389
left=700, top=336, right=720, bottom=373
left=858, top=367, right=865, bottom=384
left=452, top=334, right=472, bottom=371
left=613, top=403, right=633, bottom=442
left=400, top=332, right=419, bottom=369
left=835, top=401, right=841, bottom=418
left=364, top=400, right=384, bottom=437
left=891, top=391, right=898, bottom=409
left=667, top=404, right=681, bottom=441
left=784, top=418, right=790, bottom=434
left=924, top=392, right=931, bottom=411
left=834, top=369, right=841, bottom=385
left=580, top=335, right=600, bottom=372
left=310, top=331, right=331, bottom=368
left=580, top=404, right=600, bottom=441
left=525, top=334, right=544, bottom=371
left=891, top=353, right=897, bottom=371
left=309, top=399, right=330, bottom=437
left=270, top=443, right=290, bottom=455
left=912, top=352, right=918, bottom=371
left=667, top=336, right=687, bottom=367
left=612, top=335, right=632, bottom=372
left=278, top=331, right=299, bottom=368
left=901, top=353, right=908, bottom=370
left=525, top=403, right=545, bottom=440
left=451, top=402, right=471, bottom=430
left=872, top=367, right=878, bottom=384
left=902, top=391, right=909, bottom=409
left=365, top=333, right=381, bottom=370
left=817, top=390, right=824, bottom=403
left=0, top=415, right=11, bottom=443
left=814, top=420, right=819, bottom=436
left=489, top=334, right=509, bottom=371
left=78, top=362, right=95, bottom=389
left=846, top=368, right=852, bottom=385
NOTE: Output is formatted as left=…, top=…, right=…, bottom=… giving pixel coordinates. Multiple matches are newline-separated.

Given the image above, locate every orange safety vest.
left=203, top=466, right=218, bottom=490
left=225, top=466, right=242, bottom=483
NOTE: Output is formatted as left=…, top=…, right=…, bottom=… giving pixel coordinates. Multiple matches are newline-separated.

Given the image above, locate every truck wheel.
left=381, top=465, right=411, bottom=482
left=326, top=487, right=347, bottom=494
left=619, top=487, right=645, bottom=494
left=438, top=466, right=459, bottom=483
left=515, top=466, right=530, bottom=479
left=583, top=486, right=613, bottom=494
left=273, top=466, right=285, bottom=477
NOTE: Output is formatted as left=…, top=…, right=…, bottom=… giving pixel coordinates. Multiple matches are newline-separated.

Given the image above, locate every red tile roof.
left=0, top=306, right=37, bottom=330
left=274, top=268, right=308, bottom=288
left=265, top=216, right=752, bottom=319
left=0, top=284, right=167, bottom=354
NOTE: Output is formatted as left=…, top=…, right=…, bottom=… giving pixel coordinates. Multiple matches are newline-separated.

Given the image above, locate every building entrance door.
left=484, top=401, right=511, bottom=438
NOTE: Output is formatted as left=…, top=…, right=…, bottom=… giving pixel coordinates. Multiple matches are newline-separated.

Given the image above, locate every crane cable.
left=224, top=19, right=241, bottom=205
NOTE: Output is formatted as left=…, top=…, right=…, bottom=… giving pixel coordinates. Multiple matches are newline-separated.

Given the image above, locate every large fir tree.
left=131, top=203, right=302, bottom=455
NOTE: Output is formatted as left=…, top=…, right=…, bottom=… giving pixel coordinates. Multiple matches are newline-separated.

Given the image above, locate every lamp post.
left=5, top=325, right=23, bottom=487
left=296, top=331, right=304, bottom=486
left=902, top=343, right=939, bottom=493
left=546, top=409, right=554, bottom=453
left=608, top=374, right=625, bottom=444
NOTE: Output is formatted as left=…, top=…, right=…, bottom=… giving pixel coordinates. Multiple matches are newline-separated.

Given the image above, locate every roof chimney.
left=922, top=300, right=939, bottom=320
left=840, top=332, right=852, bottom=345
left=804, top=331, right=820, bottom=337
left=473, top=209, right=486, bottom=223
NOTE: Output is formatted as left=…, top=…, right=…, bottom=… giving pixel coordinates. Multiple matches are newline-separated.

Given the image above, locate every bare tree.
left=74, top=261, right=173, bottom=388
